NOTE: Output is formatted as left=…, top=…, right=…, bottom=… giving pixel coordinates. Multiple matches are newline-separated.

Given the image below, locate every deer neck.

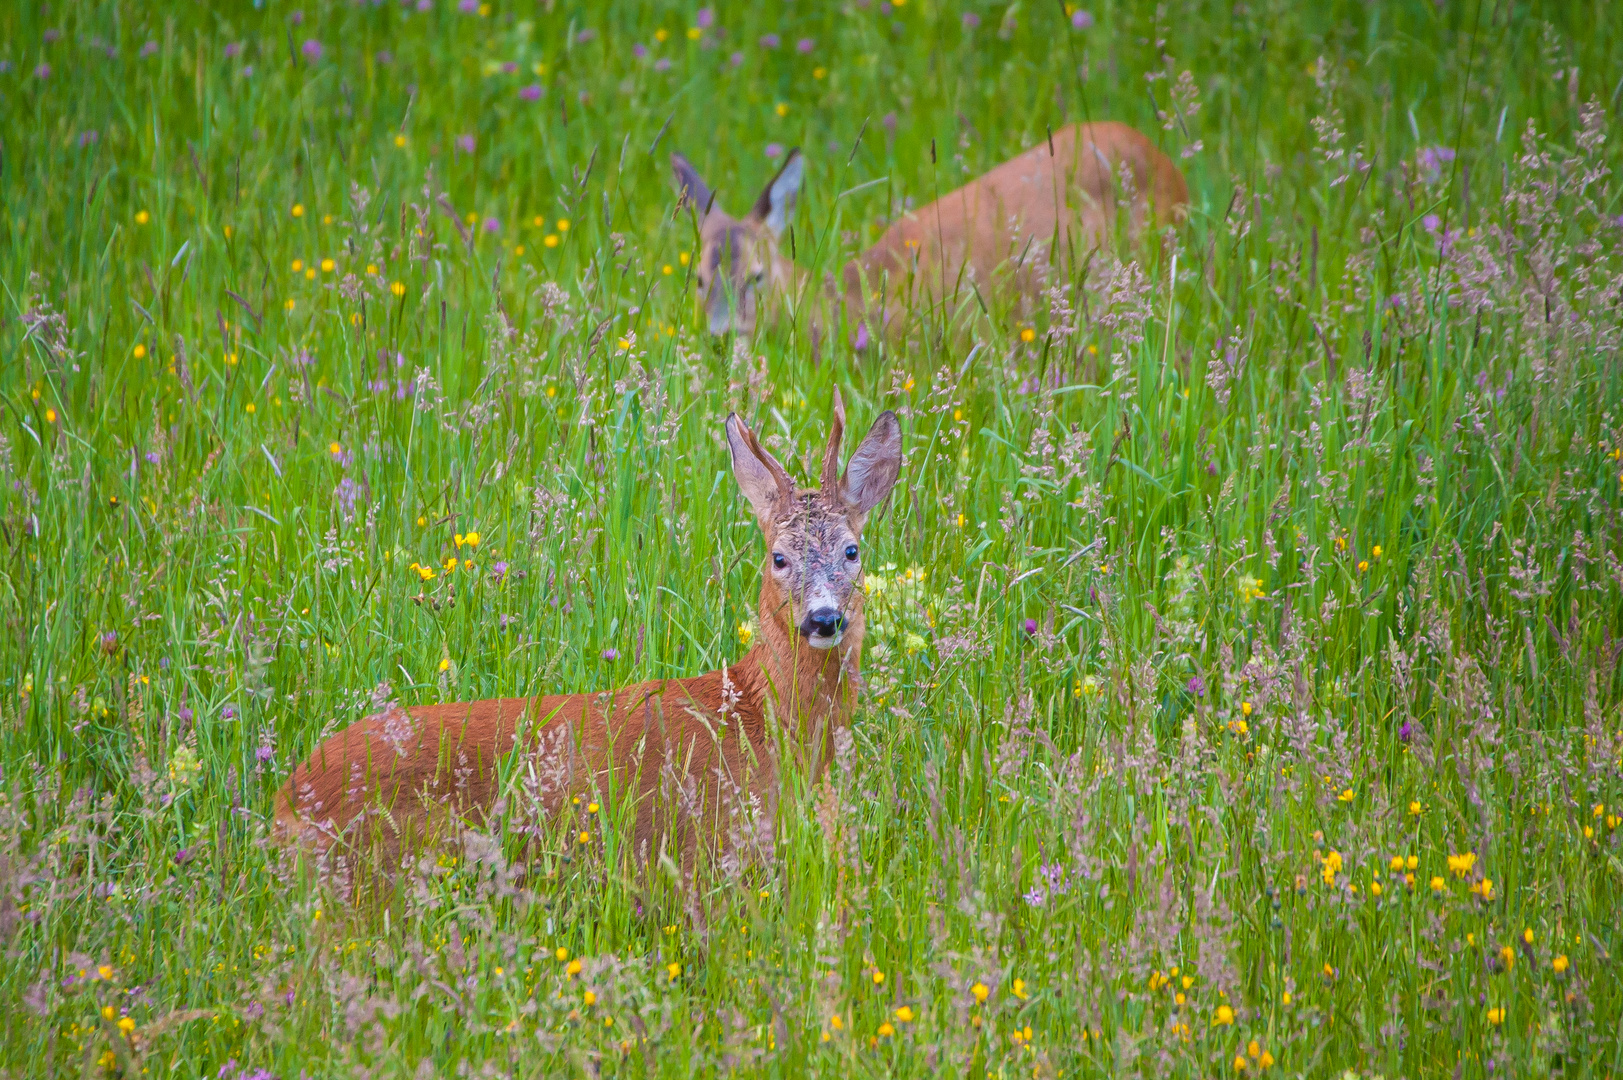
left=733, top=579, right=862, bottom=745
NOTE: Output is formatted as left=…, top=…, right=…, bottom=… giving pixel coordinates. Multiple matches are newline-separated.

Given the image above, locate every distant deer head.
left=672, top=148, right=805, bottom=336
left=725, top=390, right=901, bottom=653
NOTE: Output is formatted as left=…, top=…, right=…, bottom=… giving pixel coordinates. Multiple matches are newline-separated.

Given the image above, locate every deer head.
left=672, top=148, right=805, bottom=336
left=726, top=391, right=902, bottom=651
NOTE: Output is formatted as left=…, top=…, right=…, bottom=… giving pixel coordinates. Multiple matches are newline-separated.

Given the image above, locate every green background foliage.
left=2, top=0, right=1621, bottom=1076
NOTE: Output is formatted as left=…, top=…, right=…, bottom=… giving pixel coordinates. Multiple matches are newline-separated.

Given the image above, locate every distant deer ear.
left=671, top=152, right=716, bottom=220
left=819, top=386, right=847, bottom=493
left=748, top=148, right=803, bottom=237
left=726, top=413, right=794, bottom=528
left=841, top=410, right=902, bottom=527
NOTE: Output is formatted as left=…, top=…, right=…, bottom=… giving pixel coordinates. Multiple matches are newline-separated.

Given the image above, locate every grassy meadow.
left=4, top=0, right=1623, bottom=1075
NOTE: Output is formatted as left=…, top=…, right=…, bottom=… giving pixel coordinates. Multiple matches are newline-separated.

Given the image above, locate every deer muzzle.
left=800, top=606, right=846, bottom=649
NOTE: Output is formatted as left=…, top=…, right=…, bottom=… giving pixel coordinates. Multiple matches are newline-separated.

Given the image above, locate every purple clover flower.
left=852, top=322, right=870, bottom=351
left=654, top=57, right=671, bottom=72
left=601, top=647, right=620, bottom=662
left=224, top=41, right=243, bottom=58
left=34, top=62, right=51, bottom=80
left=44, top=28, right=62, bottom=43
left=501, top=61, right=518, bottom=74
left=696, top=7, right=715, bottom=28
left=483, top=216, right=501, bottom=233
left=764, top=143, right=783, bottom=158
left=1070, top=9, right=1094, bottom=29
left=519, top=83, right=542, bottom=101
left=796, top=37, right=815, bottom=53
left=759, top=33, right=780, bottom=48
left=1022, top=618, right=1038, bottom=636
left=141, top=40, right=159, bottom=58
left=301, top=39, right=323, bottom=63
left=633, top=43, right=647, bottom=59
left=962, top=11, right=981, bottom=28
left=576, top=28, right=597, bottom=43
left=334, top=476, right=360, bottom=520
left=456, top=133, right=476, bottom=154
left=255, top=743, right=276, bottom=763
left=221, top=704, right=237, bottom=720
left=729, top=51, right=744, bottom=67
left=458, top=0, right=479, bottom=11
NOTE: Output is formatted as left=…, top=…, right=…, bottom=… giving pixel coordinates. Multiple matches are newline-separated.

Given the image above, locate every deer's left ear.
left=748, top=148, right=804, bottom=237
left=840, top=410, right=902, bottom=531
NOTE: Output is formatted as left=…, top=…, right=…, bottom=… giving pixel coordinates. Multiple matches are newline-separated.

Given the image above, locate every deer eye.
left=772, top=553, right=787, bottom=570
left=845, top=544, right=859, bottom=561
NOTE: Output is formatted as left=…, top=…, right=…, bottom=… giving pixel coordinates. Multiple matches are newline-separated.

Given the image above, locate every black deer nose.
left=800, top=607, right=846, bottom=639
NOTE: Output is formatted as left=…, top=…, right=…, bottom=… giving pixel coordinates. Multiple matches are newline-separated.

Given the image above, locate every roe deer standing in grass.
left=275, top=394, right=902, bottom=875
left=672, top=121, right=1189, bottom=337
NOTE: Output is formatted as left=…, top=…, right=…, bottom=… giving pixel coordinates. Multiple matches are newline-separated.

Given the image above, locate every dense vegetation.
left=2, top=0, right=1621, bottom=1075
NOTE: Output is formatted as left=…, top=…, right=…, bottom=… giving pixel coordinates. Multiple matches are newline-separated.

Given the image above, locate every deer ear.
left=748, top=148, right=803, bottom=237
left=819, top=386, right=847, bottom=493
left=671, top=152, right=715, bottom=219
left=841, top=410, right=902, bottom=526
left=726, top=413, right=794, bottom=528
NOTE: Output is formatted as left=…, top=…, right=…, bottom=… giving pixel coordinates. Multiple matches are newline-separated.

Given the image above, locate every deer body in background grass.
left=275, top=395, right=902, bottom=875
left=672, top=120, right=1189, bottom=337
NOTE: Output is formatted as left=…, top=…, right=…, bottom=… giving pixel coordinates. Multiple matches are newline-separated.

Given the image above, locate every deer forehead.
left=769, top=499, right=854, bottom=561
left=703, top=223, right=767, bottom=267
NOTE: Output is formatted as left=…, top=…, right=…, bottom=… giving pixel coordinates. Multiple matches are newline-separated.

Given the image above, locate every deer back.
left=844, top=121, right=1188, bottom=324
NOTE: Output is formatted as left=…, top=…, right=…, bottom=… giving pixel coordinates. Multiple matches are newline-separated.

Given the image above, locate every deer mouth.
left=804, top=628, right=843, bottom=650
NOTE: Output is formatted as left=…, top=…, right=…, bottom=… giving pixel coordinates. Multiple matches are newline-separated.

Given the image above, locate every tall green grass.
left=2, top=0, right=1621, bottom=1076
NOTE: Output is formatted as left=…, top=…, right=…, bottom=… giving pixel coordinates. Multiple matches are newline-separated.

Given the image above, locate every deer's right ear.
left=726, top=413, right=794, bottom=528
left=671, top=152, right=715, bottom=220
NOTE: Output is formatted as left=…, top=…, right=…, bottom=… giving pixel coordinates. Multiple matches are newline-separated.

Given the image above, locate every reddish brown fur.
left=275, top=402, right=899, bottom=875
left=842, top=121, right=1189, bottom=330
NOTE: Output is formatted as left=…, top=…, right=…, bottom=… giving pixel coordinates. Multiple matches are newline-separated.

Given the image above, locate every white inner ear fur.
left=762, top=155, right=804, bottom=237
